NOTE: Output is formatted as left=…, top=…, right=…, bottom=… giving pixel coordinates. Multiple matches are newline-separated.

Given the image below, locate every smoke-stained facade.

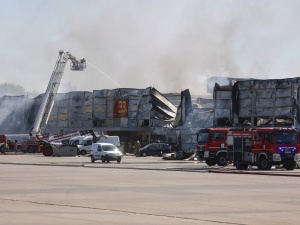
left=0, top=87, right=180, bottom=152
left=2, top=77, right=300, bottom=153
left=0, top=95, right=35, bottom=134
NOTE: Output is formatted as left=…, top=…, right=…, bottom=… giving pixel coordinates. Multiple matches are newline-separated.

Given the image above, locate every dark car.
left=139, top=143, right=171, bottom=157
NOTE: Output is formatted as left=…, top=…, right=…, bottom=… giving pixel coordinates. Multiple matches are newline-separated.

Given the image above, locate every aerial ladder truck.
left=30, top=50, right=86, bottom=156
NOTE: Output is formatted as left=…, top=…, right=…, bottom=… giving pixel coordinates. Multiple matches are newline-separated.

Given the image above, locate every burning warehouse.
left=1, top=76, right=300, bottom=154
left=212, top=77, right=300, bottom=128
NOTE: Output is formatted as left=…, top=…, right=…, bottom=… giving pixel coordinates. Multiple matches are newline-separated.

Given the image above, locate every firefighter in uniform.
left=1, top=141, right=9, bottom=155
left=135, top=141, right=141, bottom=157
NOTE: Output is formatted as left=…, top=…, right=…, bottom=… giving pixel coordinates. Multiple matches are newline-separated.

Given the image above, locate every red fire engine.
left=199, top=127, right=300, bottom=170
left=226, top=127, right=300, bottom=170
left=195, top=128, right=230, bottom=166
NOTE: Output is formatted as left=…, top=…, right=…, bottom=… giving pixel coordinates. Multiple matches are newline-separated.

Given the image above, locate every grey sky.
left=1, top=0, right=300, bottom=95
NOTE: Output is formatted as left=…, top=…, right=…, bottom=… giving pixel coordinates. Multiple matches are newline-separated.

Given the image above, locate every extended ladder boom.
left=30, top=50, right=86, bottom=138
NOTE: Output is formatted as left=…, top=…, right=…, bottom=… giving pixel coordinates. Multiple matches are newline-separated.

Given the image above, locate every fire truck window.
left=255, top=133, right=263, bottom=141
left=197, top=133, right=208, bottom=142
left=212, top=133, right=220, bottom=141
left=265, top=132, right=272, bottom=142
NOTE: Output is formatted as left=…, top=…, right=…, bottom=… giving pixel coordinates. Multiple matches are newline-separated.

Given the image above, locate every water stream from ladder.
left=87, top=61, right=122, bottom=88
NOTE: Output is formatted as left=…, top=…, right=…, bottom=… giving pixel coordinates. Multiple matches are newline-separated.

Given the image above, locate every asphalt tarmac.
left=0, top=154, right=300, bottom=225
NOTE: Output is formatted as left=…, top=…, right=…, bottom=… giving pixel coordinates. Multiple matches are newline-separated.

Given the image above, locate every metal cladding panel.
left=128, top=118, right=137, bottom=127
left=275, top=107, right=291, bottom=116
left=93, top=112, right=106, bottom=119
left=107, top=89, right=119, bottom=97
left=83, top=105, right=92, bottom=113
left=57, top=120, right=68, bottom=128
left=256, top=89, right=275, bottom=99
left=152, top=119, right=169, bottom=127
left=141, top=87, right=151, bottom=96
left=121, top=89, right=144, bottom=96
left=45, top=123, right=56, bottom=133
left=236, top=80, right=254, bottom=90
left=275, top=88, right=292, bottom=97
left=82, top=120, right=93, bottom=127
left=94, top=104, right=106, bottom=112
left=82, top=112, right=92, bottom=121
left=191, top=118, right=214, bottom=128
left=106, top=101, right=114, bottom=117
left=58, top=107, right=69, bottom=114
left=239, top=99, right=251, bottom=108
left=84, top=92, right=93, bottom=101
left=69, top=112, right=82, bottom=121
left=58, top=99, right=69, bottom=107
left=215, top=91, right=232, bottom=99
left=128, top=100, right=139, bottom=111
left=138, top=103, right=152, bottom=111
left=93, top=97, right=106, bottom=104
left=69, top=95, right=85, bottom=106
left=254, top=79, right=277, bottom=89
left=120, top=118, right=128, bottom=127
left=238, top=90, right=252, bottom=99
left=70, top=106, right=83, bottom=113
left=128, top=111, right=137, bottom=118
left=93, top=90, right=108, bottom=97
left=69, top=91, right=85, bottom=99
left=275, top=97, right=292, bottom=107
left=215, top=100, right=231, bottom=109
left=140, top=95, right=151, bottom=104
left=256, top=99, right=274, bottom=108
left=276, top=78, right=296, bottom=88
left=255, top=108, right=274, bottom=117
left=50, top=106, right=59, bottom=115
left=57, top=113, right=68, bottom=120
left=137, top=111, right=150, bottom=120
left=106, top=119, right=113, bottom=127
left=239, top=108, right=251, bottom=117
left=55, top=93, right=68, bottom=101
left=48, top=114, right=58, bottom=121
left=70, top=121, right=82, bottom=128
left=214, top=108, right=230, bottom=118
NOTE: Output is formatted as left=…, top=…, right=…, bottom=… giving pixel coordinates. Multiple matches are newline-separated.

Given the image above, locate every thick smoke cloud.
left=1, top=0, right=300, bottom=95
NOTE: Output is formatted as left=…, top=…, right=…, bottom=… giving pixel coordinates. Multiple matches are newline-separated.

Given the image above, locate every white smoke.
left=1, top=0, right=300, bottom=95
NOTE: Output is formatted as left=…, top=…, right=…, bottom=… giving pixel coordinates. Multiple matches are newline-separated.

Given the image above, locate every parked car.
left=139, top=143, right=171, bottom=157
left=90, top=143, right=123, bottom=163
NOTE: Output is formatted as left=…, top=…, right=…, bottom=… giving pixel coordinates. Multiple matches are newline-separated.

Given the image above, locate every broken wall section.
left=232, top=78, right=300, bottom=127
left=0, top=95, right=34, bottom=134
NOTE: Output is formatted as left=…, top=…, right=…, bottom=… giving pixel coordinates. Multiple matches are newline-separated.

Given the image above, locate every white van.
left=90, top=143, right=123, bottom=163
left=77, top=135, right=120, bottom=155
left=69, top=136, right=88, bottom=146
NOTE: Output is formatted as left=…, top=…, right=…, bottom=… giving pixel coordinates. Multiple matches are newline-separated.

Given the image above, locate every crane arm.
left=30, top=50, right=86, bottom=139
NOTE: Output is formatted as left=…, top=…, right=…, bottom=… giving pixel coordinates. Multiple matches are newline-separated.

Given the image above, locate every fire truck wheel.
left=216, top=154, right=228, bottom=166
left=283, top=161, right=296, bottom=170
left=205, top=159, right=216, bottom=166
left=43, top=148, right=53, bottom=157
left=258, top=157, right=272, bottom=170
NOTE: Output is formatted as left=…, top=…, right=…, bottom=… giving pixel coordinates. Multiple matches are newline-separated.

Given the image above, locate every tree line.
left=0, top=82, right=38, bottom=97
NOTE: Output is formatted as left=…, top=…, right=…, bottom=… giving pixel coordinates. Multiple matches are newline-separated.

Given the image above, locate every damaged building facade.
left=1, top=77, right=299, bottom=154
left=1, top=87, right=182, bottom=153
left=212, top=78, right=299, bottom=128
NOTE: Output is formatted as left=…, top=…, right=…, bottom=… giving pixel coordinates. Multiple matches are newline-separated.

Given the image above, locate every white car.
left=90, top=143, right=123, bottom=163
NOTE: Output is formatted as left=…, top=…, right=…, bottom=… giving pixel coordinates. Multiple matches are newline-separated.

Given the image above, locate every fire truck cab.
left=197, top=127, right=230, bottom=166
left=227, top=127, right=300, bottom=170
